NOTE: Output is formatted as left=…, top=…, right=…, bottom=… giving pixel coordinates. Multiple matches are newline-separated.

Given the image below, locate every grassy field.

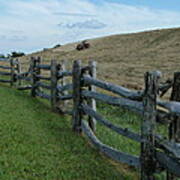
left=0, top=84, right=141, bottom=180
left=0, top=83, right=169, bottom=179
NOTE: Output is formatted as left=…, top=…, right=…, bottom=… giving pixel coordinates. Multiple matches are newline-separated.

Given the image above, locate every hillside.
left=20, top=27, right=180, bottom=90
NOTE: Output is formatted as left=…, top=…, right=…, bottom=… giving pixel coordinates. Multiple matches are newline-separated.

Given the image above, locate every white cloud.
left=58, top=19, right=107, bottom=29
left=0, top=0, right=180, bottom=54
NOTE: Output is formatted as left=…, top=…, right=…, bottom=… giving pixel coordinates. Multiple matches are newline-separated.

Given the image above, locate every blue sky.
left=100, top=0, right=180, bottom=11
left=0, top=0, right=180, bottom=54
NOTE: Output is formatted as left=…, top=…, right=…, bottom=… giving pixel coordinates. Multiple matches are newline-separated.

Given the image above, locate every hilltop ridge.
left=21, top=27, right=180, bottom=89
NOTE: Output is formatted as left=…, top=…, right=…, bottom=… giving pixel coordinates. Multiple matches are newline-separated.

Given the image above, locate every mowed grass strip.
left=0, top=85, right=124, bottom=180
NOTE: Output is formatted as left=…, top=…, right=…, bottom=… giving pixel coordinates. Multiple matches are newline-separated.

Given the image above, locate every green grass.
left=0, top=85, right=124, bottom=180
left=96, top=103, right=141, bottom=156
left=0, top=84, right=169, bottom=180
left=94, top=102, right=168, bottom=180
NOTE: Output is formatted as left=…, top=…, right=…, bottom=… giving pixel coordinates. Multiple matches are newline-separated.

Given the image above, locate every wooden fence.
left=0, top=57, right=179, bottom=180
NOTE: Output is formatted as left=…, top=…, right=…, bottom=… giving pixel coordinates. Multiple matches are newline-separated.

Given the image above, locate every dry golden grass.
left=19, top=27, right=180, bottom=90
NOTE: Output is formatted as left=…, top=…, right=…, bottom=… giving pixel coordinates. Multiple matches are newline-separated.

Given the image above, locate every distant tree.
left=9, top=51, right=25, bottom=58
left=53, top=44, right=61, bottom=48
left=0, top=54, right=5, bottom=58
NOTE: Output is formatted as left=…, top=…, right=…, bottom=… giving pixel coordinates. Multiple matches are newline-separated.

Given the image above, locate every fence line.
left=0, top=57, right=179, bottom=179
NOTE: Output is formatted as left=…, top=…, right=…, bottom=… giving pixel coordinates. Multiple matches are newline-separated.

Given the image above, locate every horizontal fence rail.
left=0, top=59, right=20, bottom=86
left=0, top=58, right=9, bottom=61
left=82, top=90, right=144, bottom=114
left=58, top=71, right=72, bottom=79
left=18, top=85, right=32, bottom=90
left=0, top=65, right=11, bottom=70
left=82, top=121, right=141, bottom=167
left=83, top=75, right=143, bottom=101
left=35, top=75, right=51, bottom=81
left=36, top=91, right=51, bottom=100
left=57, top=83, right=73, bottom=93
left=37, top=64, right=51, bottom=70
left=156, top=151, right=180, bottom=177
left=158, top=100, right=180, bottom=116
left=36, top=81, right=51, bottom=90
left=0, top=79, right=12, bottom=83
left=0, top=72, right=11, bottom=76
left=58, top=94, right=73, bottom=101
left=81, top=103, right=142, bottom=142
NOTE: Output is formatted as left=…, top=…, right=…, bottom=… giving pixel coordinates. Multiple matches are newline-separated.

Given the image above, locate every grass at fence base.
left=0, top=84, right=168, bottom=179
left=0, top=85, right=132, bottom=180
left=94, top=102, right=168, bottom=180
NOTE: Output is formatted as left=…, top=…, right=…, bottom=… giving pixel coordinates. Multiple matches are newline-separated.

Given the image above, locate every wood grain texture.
left=36, top=81, right=51, bottom=90
left=36, top=91, right=51, bottom=100
left=57, top=60, right=68, bottom=113
left=10, top=59, right=15, bottom=86
left=156, top=151, right=180, bottom=177
left=51, top=60, right=58, bottom=111
left=141, top=71, right=161, bottom=180
left=83, top=75, right=143, bottom=101
left=0, top=65, right=11, bottom=70
left=17, top=85, right=32, bottom=90
left=30, top=57, right=41, bottom=97
left=35, top=75, right=51, bottom=81
left=72, top=60, right=82, bottom=132
left=37, top=64, right=51, bottom=70
left=167, top=72, right=180, bottom=180
left=57, top=84, right=73, bottom=93
left=0, top=79, right=11, bottom=83
left=57, top=71, right=72, bottom=79
left=82, top=120, right=140, bottom=167
left=0, top=72, right=11, bottom=76
left=87, top=61, right=97, bottom=132
left=81, top=103, right=141, bottom=142
left=82, top=90, right=143, bottom=115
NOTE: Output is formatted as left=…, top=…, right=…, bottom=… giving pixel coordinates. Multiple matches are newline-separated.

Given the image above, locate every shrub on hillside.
left=53, top=44, right=61, bottom=48
left=8, top=51, right=25, bottom=58
left=0, top=54, right=5, bottom=58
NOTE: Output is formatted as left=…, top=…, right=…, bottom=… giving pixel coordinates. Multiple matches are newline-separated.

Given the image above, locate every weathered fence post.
left=59, top=60, right=68, bottom=111
left=167, top=72, right=180, bottom=180
left=72, top=60, right=82, bottom=133
left=88, top=60, right=97, bottom=132
left=16, top=59, right=22, bottom=86
left=10, top=59, right=15, bottom=86
left=51, top=60, right=58, bottom=112
left=141, top=71, right=161, bottom=180
left=60, top=60, right=67, bottom=95
left=31, top=57, right=41, bottom=97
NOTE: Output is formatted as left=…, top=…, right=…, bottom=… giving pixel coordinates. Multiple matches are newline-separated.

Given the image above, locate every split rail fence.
left=0, top=57, right=180, bottom=180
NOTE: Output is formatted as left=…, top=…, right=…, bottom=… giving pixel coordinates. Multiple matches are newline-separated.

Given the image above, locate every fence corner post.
left=51, top=60, right=58, bottom=112
left=72, top=60, right=82, bottom=133
left=167, top=72, right=180, bottom=180
left=88, top=60, right=97, bottom=132
left=141, top=71, right=161, bottom=180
